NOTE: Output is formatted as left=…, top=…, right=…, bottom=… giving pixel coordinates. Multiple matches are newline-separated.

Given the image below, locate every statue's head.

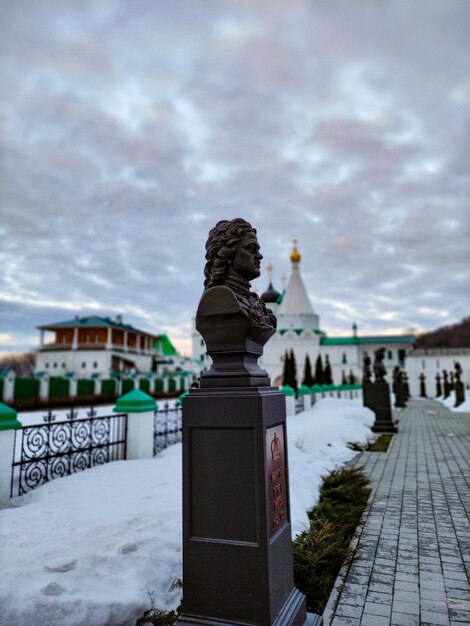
left=204, top=218, right=262, bottom=288
left=374, top=347, right=386, bottom=361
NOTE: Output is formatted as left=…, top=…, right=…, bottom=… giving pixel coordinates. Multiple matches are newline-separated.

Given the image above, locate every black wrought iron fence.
left=294, top=395, right=304, bottom=415
left=154, top=402, right=182, bottom=455
left=11, top=408, right=127, bottom=497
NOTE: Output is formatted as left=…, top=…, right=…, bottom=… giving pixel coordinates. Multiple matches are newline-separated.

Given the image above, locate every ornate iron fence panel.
left=11, top=408, right=127, bottom=497
left=154, top=402, right=182, bottom=455
left=295, top=395, right=303, bottom=415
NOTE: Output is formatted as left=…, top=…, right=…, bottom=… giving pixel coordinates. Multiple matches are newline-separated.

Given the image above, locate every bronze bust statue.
left=197, top=219, right=276, bottom=388
left=373, top=347, right=387, bottom=382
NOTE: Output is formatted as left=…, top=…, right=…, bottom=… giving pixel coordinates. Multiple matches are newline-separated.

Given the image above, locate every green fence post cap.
left=298, top=384, right=311, bottom=395
left=0, top=402, right=22, bottom=431
left=113, top=389, right=157, bottom=413
left=178, top=390, right=189, bottom=406
left=280, top=385, right=295, bottom=396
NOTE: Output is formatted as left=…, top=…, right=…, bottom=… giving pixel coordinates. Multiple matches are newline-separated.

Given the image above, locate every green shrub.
left=293, top=467, right=371, bottom=614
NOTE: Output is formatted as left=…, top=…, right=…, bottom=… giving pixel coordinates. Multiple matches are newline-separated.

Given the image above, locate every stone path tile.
left=322, top=399, right=470, bottom=626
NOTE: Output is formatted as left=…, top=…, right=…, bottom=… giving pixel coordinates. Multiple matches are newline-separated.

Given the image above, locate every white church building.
left=192, top=243, right=416, bottom=387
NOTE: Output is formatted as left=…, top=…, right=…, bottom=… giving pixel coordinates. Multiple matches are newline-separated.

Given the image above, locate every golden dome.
left=290, top=240, right=301, bottom=263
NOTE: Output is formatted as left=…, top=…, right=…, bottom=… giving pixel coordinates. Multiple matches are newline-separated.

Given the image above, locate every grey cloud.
left=1, top=0, right=469, bottom=353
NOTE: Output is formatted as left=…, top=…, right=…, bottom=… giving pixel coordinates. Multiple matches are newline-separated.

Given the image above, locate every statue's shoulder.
left=197, top=285, right=242, bottom=316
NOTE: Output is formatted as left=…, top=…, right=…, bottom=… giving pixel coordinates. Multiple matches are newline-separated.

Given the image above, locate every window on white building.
left=62, top=363, right=66, bottom=368
left=387, top=350, right=393, bottom=360
left=53, top=362, right=57, bottom=368
left=82, top=362, right=86, bottom=368
left=45, top=362, right=49, bottom=368
left=93, top=362, right=98, bottom=368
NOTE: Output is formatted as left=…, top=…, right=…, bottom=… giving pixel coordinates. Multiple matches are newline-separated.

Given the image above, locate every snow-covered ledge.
left=113, top=389, right=156, bottom=460
left=0, top=402, right=22, bottom=505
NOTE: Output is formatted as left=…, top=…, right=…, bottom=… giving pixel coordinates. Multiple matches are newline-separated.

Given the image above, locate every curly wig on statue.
left=204, top=218, right=257, bottom=289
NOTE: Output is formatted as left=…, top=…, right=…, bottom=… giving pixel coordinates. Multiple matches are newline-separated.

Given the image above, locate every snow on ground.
left=0, top=398, right=374, bottom=626
left=435, top=390, right=470, bottom=413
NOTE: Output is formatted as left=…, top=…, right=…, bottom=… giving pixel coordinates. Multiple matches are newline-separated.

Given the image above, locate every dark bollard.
left=178, top=220, right=312, bottom=626
left=443, top=370, right=450, bottom=398
left=393, top=367, right=405, bottom=408
left=362, top=353, right=375, bottom=410
left=419, top=373, right=427, bottom=398
left=455, top=381, right=465, bottom=407
left=402, top=372, right=410, bottom=401
left=454, top=362, right=465, bottom=408
left=435, top=373, right=442, bottom=397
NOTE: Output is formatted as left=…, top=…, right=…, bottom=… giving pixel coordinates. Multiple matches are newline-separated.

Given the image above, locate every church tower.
left=276, top=241, right=320, bottom=331
left=260, top=241, right=322, bottom=386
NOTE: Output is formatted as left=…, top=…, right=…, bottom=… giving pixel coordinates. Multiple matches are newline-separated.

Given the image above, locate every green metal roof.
left=278, top=328, right=326, bottom=337
left=358, top=334, right=416, bottom=344
left=37, top=315, right=154, bottom=335
left=321, top=337, right=359, bottom=345
left=321, top=334, right=415, bottom=346
left=154, top=334, right=178, bottom=356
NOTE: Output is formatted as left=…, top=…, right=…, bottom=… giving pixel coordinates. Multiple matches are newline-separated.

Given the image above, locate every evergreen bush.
left=302, top=354, right=314, bottom=387
left=293, top=467, right=371, bottom=614
left=314, top=354, right=323, bottom=385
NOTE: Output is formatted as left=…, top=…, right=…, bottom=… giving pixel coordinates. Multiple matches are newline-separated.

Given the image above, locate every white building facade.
left=405, top=348, right=470, bottom=397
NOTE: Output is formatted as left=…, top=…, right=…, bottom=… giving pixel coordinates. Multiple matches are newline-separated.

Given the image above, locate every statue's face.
left=230, top=231, right=263, bottom=281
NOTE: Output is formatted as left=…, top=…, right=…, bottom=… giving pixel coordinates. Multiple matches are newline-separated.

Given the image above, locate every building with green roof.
left=36, top=315, right=203, bottom=379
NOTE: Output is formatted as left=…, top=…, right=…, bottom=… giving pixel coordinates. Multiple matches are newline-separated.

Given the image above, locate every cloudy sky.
left=1, top=0, right=469, bottom=356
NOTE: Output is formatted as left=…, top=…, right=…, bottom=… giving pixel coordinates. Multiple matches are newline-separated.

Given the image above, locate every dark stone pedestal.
left=444, top=381, right=450, bottom=399
left=393, top=382, right=406, bottom=408
left=455, top=381, right=465, bottom=408
left=370, top=381, right=397, bottom=434
left=419, top=376, right=427, bottom=398
left=363, top=381, right=375, bottom=411
left=178, top=386, right=309, bottom=626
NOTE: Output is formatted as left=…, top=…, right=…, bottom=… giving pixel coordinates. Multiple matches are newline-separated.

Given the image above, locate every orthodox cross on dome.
left=281, top=274, right=288, bottom=289
left=290, top=239, right=301, bottom=264
left=266, top=263, right=274, bottom=282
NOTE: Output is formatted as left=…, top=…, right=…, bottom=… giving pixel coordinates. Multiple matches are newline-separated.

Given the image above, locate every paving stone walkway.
left=322, top=398, right=470, bottom=626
